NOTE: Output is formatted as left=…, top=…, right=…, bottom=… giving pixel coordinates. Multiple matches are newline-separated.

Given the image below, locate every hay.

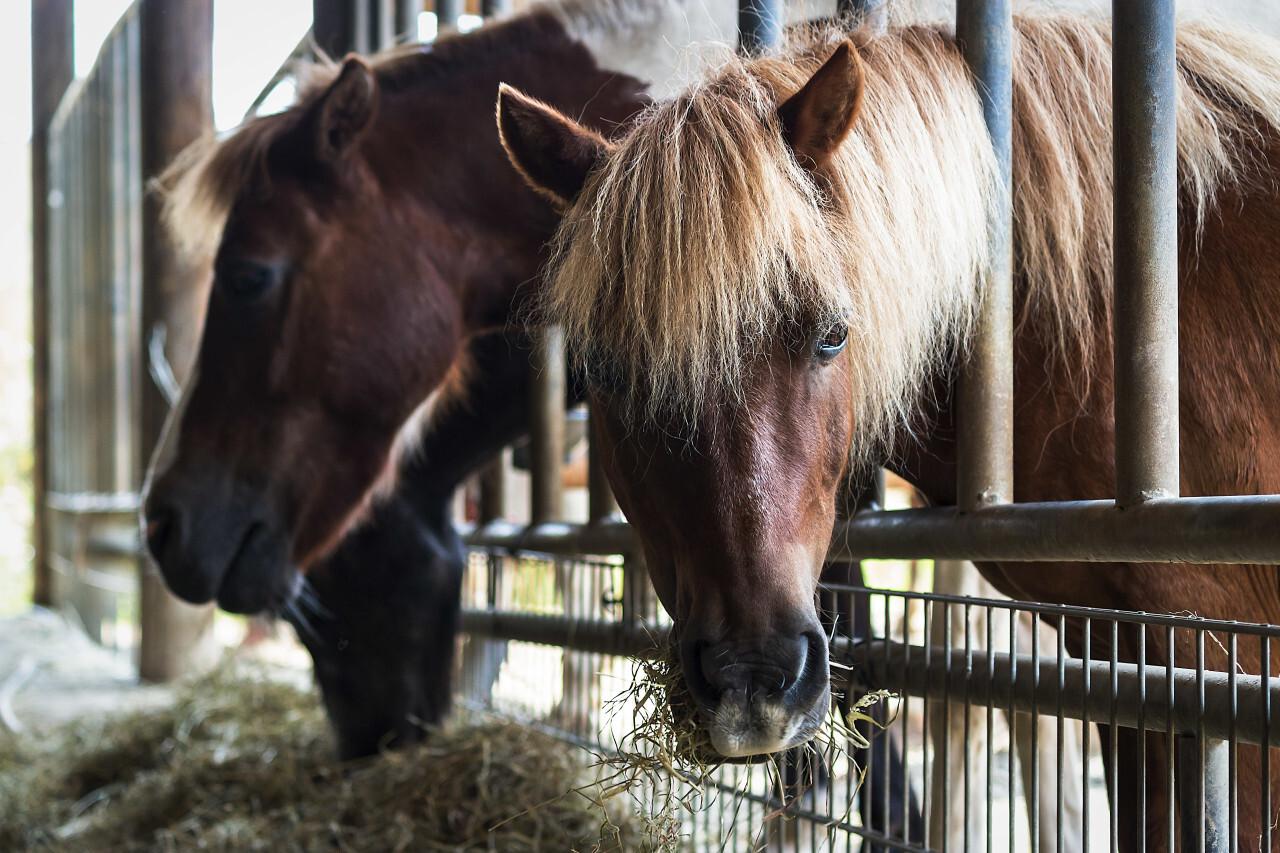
left=0, top=662, right=640, bottom=852
left=590, top=640, right=895, bottom=850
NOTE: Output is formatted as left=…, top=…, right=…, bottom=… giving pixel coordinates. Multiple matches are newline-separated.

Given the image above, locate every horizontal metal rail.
left=458, top=611, right=1280, bottom=746
left=465, top=494, right=1280, bottom=564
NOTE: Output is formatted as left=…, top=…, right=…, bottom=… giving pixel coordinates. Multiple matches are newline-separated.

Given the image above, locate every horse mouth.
left=215, top=522, right=300, bottom=614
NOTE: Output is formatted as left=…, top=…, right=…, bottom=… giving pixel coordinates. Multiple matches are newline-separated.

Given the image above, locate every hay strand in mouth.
left=586, top=637, right=897, bottom=851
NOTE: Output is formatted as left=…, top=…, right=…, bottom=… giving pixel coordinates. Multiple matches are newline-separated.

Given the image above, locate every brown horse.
left=499, top=13, right=1280, bottom=847
left=140, top=0, right=734, bottom=614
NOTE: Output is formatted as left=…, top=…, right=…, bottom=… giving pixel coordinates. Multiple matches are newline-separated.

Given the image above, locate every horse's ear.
left=313, top=56, right=377, bottom=159
left=497, top=84, right=612, bottom=207
left=777, top=41, right=865, bottom=171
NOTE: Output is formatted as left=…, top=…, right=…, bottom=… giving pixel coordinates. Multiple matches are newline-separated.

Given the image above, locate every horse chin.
left=706, top=680, right=831, bottom=760
left=213, top=523, right=301, bottom=615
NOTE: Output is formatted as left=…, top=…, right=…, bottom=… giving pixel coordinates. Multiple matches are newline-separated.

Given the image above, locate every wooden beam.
left=31, top=0, right=74, bottom=609
left=137, top=0, right=215, bottom=682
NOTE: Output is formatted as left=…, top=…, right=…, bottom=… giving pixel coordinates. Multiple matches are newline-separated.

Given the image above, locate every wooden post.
left=137, top=0, right=216, bottom=682
left=31, top=0, right=74, bottom=608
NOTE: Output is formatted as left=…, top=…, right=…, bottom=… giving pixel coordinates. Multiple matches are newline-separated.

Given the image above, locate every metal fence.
left=44, top=5, right=143, bottom=650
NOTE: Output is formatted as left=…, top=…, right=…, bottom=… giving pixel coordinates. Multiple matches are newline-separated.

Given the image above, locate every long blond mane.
left=541, top=14, right=1280, bottom=458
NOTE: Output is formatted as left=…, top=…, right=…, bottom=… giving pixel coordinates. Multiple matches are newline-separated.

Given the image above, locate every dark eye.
left=814, top=322, right=848, bottom=361
left=218, top=260, right=278, bottom=301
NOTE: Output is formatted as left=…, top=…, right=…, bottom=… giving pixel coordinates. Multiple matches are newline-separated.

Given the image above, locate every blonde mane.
left=541, top=13, right=1280, bottom=458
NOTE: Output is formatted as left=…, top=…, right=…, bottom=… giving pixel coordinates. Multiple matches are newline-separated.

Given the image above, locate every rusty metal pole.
left=138, top=0, right=215, bottom=682
left=955, top=0, right=1014, bottom=514
left=1112, top=0, right=1179, bottom=509
left=31, top=0, right=74, bottom=608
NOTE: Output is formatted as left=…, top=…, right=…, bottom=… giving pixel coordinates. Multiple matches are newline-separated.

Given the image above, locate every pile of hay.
left=0, top=663, right=638, bottom=852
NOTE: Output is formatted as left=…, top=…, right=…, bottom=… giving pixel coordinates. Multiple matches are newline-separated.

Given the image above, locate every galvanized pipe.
left=1112, top=0, right=1180, bottom=508
left=396, top=0, right=422, bottom=38
left=456, top=613, right=1280, bottom=748
left=829, top=496, right=1280, bottom=564
left=737, top=0, right=783, bottom=56
left=529, top=327, right=565, bottom=524
left=1177, top=734, right=1231, bottom=853
left=955, top=0, right=1014, bottom=512
left=848, top=640, right=1280, bottom=749
left=467, top=495, right=1280, bottom=564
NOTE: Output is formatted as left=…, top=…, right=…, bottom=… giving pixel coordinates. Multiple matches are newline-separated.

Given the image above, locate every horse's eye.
left=814, top=322, right=849, bottom=361
left=218, top=261, right=277, bottom=301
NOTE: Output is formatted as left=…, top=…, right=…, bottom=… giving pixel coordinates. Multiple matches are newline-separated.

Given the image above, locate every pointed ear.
left=313, top=56, right=377, bottom=159
left=497, top=84, right=613, bottom=207
left=777, top=41, right=865, bottom=171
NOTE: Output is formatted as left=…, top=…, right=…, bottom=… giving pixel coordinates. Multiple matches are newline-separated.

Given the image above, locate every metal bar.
left=138, top=0, right=216, bottom=682
left=478, top=457, right=505, bottom=524
left=468, top=494, right=1280, bottom=564
left=396, top=0, right=422, bottom=37
left=529, top=327, right=565, bottom=524
left=847, top=639, right=1280, bottom=748
left=313, top=0, right=357, bottom=56
left=31, top=0, right=75, bottom=608
left=829, top=496, right=1280, bottom=564
left=435, top=0, right=463, bottom=30
left=587, top=410, right=618, bottom=523
left=1112, top=0, right=1179, bottom=508
left=955, top=0, right=1013, bottom=512
left=458, top=612, right=1280, bottom=750
left=480, top=0, right=510, bottom=17
left=737, top=0, right=783, bottom=56
left=1179, top=734, right=1231, bottom=853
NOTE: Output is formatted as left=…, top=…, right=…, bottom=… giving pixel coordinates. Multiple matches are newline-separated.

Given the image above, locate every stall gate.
left=44, top=7, right=144, bottom=650
left=454, top=1, right=1280, bottom=853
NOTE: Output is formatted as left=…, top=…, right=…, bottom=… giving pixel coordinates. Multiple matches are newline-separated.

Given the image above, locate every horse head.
left=498, top=43, right=870, bottom=757
left=143, top=57, right=467, bottom=614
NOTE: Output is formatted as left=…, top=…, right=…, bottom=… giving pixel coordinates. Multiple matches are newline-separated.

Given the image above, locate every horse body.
left=501, top=11, right=1280, bottom=844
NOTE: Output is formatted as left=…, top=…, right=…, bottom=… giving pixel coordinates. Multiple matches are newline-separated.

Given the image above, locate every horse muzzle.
left=681, top=630, right=831, bottom=758
left=142, top=469, right=299, bottom=615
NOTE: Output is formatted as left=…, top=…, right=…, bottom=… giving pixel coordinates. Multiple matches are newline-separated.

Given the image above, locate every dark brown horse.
left=498, top=14, right=1280, bottom=848
left=140, top=0, right=739, bottom=613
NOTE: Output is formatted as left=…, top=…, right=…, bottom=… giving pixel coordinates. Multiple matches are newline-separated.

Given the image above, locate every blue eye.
left=814, top=323, right=848, bottom=361
left=218, top=260, right=277, bottom=301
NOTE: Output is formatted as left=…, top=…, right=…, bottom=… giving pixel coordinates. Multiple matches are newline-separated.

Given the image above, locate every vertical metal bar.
left=838, top=0, right=887, bottom=30
left=955, top=0, right=1014, bottom=513
left=396, top=0, right=422, bottom=38
left=1228, top=633, right=1238, bottom=853
left=1082, top=616, right=1092, bottom=853
left=435, top=0, right=463, bottom=30
left=314, top=0, right=357, bottom=56
left=1112, top=0, right=1179, bottom=508
left=1167, top=627, right=1176, bottom=849
left=529, top=327, right=565, bottom=524
left=138, top=0, right=215, bottom=682
left=737, top=0, right=783, bottom=56
left=480, top=0, right=511, bottom=19
left=587, top=411, right=618, bottom=523
left=479, top=456, right=505, bottom=523
left=1057, top=615, right=1066, bottom=853
left=31, top=0, right=74, bottom=608
left=1110, top=620, right=1119, bottom=853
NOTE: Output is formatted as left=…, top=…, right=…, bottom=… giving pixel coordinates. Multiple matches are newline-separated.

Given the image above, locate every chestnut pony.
left=500, top=14, right=1280, bottom=847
